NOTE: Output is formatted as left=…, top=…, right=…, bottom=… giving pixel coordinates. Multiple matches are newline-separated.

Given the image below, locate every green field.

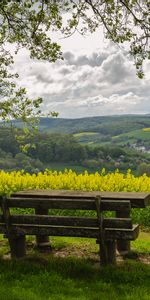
left=113, top=129, right=150, bottom=143
left=73, top=132, right=102, bottom=144
left=0, top=232, right=149, bottom=300
left=73, top=132, right=99, bottom=137
left=73, top=128, right=150, bottom=147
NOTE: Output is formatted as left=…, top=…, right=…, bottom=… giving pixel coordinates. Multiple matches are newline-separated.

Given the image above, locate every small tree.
left=137, top=163, right=150, bottom=176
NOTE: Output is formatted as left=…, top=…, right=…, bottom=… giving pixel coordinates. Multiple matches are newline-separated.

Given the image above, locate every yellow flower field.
left=0, top=169, right=150, bottom=196
left=0, top=169, right=150, bottom=226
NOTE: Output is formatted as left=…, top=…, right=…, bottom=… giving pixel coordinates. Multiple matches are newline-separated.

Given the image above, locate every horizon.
left=1, top=113, right=149, bottom=123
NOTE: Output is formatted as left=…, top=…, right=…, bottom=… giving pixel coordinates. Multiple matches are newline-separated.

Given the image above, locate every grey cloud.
left=36, top=74, right=54, bottom=84
left=11, top=43, right=150, bottom=118
left=63, top=50, right=109, bottom=67
left=59, top=67, right=72, bottom=75
left=101, top=52, right=130, bottom=84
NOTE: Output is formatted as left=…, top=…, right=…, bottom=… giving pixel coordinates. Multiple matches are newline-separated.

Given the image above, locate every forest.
left=1, top=124, right=150, bottom=175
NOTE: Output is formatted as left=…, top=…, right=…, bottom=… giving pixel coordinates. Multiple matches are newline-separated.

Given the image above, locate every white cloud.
left=10, top=38, right=150, bottom=118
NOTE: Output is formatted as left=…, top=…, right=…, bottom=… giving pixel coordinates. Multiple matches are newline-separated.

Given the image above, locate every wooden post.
left=1, top=196, right=26, bottom=258
left=116, top=210, right=131, bottom=254
left=35, top=207, right=52, bottom=252
left=97, top=239, right=116, bottom=265
left=105, top=240, right=116, bottom=264
left=9, top=235, right=26, bottom=258
left=95, top=196, right=116, bottom=265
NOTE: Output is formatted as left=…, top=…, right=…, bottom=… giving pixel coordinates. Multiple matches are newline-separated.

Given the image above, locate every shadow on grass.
left=0, top=254, right=150, bottom=300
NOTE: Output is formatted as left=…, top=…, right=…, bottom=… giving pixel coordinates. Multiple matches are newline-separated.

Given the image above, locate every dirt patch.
left=53, top=246, right=150, bottom=265
left=2, top=240, right=150, bottom=265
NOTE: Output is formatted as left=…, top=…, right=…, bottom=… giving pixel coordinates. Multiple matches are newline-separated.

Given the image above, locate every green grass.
left=143, top=128, right=150, bottom=132
left=132, top=232, right=150, bottom=253
left=73, top=132, right=99, bottom=137
left=113, top=129, right=150, bottom=142
left=0, top=233, right=150, bottom=300
left=45, top=162, right=87, bottom=173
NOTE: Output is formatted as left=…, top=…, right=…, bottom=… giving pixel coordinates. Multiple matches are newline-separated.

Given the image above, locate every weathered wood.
left=100, top=240, right=116, bottom=265
left=104, top=224, right=139, bottom=241
left=1, top=197, right=26, bottom=258
left=103, top=218, right=132, bottom=229
left=2, top=197, right=131, bottom=212
left=95, top=196, right=107, bottom=265
left=9, top=235, right=26, bottom=258
left=0, top=224, right=139, bottom=240
left=116, top=210, right=131, bottom=253
left=0, top=215, right=132, bottom=229
left=0, top=190, right=144, bottom=265
left=1, top=196, right=11, bottom=237
left=12, top=190, right=150, bottom=208
left=95, top=196, right=116, bottom=266
left=0, top=224, right=99, bottom=238
left=35, top=207, right=51, bottom=252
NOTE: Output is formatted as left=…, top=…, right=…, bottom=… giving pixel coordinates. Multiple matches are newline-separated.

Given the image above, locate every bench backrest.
left=0, top=195, right=139, bottom=241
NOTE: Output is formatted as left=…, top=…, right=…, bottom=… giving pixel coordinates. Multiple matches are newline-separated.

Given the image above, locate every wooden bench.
left=0, top=190, right=149, bottom=265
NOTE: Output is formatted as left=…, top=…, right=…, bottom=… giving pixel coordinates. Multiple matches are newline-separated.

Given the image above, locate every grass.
left=132, top=232, right=150, bottom=253
left=143, top=128, right=150, bottom=132
left=45, top=162, right=87, bottom=173
left=113, top=129, right=150, bottom=142
left=0, top=232, right=149, bottom=300
left=73, top=132, right=99, bottom=137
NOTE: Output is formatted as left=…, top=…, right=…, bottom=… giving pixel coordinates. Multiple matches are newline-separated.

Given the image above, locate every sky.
left=12, top=27, right=150, bottom=119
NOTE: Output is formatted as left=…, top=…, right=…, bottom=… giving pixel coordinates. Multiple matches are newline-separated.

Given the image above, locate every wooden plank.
left=12, top=190, right=150, bottom=200
left=1, top=197, right=131, bottom=212
left=1, top=197, right=96, bottom=210
left=103, top=218, right=132, bottom=229
left=100, top=192, right=150, bottom=208
left=0, top=215, right=132, bottom=229
left=105, top=224, right=139, bottom=241
left=12, top=190, right=150, bottom=207
left=0, top=224, right=99, bottom=238
left=1, top=215, right=98, bottom=227
left=0, top=224, right=139, bottom=240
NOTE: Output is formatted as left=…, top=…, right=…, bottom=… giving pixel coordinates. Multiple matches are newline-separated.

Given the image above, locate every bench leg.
left=35, top=208, right=52, bottom=252
left=9, top=235, right=26, bottom=259
left=116, top=211, right=131, bottom=254
left=100, top=240, right=116, bottom=265
left=36, top=235, right=52, bottom=251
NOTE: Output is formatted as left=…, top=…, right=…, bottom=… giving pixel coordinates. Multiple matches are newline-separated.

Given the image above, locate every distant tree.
left=137, top=163, right=150, bottom=176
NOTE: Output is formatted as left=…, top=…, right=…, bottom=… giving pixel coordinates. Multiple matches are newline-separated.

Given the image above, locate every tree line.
left=1, top=128, right=150, bottom=174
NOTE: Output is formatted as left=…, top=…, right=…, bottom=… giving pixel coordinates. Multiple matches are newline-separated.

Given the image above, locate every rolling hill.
left=2, top=114, right=150, bottom=148
left=8, top=114, right=150, bottom=135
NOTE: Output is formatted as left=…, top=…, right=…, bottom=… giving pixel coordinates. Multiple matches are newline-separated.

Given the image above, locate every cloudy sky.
left=12, top=27, right=150, bottom=118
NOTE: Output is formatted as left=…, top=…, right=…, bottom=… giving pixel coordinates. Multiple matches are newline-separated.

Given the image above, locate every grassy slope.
left=73, top=128, right=150, bottom=147
left=0, top=232, right=149, bottom=300
left=2, top=115, right=150, bottom=147
left=113, top=129, right=150, bottom=142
